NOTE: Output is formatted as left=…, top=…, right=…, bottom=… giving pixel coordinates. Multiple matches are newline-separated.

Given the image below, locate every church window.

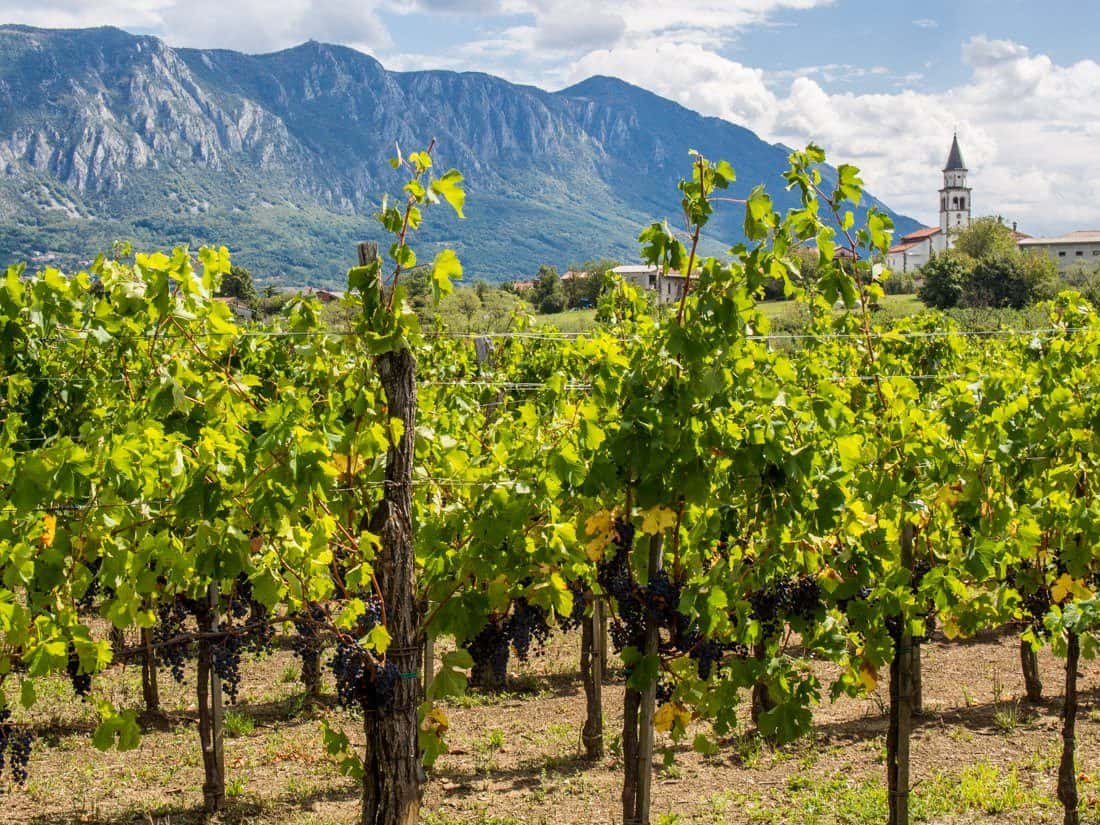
left=952, top=196, right=959, bottom=208
left=960, top=197, right=966, bottom=210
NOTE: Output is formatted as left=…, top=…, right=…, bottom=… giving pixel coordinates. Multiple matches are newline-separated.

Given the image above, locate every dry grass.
left=7, top=627, right=1100, bottom=824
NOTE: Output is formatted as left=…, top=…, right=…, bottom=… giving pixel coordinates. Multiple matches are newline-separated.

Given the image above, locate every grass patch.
left=224, top=710, right=255, bottom=738
left=704, top=760, right=1049, bottom=824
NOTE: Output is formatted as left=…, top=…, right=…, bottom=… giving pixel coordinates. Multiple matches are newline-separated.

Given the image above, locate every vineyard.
left=2, top=143, right=1100, bottom=825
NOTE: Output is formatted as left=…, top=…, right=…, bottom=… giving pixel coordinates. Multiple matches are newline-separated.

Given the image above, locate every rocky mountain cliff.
left=0, top=25, right=919, bottom=285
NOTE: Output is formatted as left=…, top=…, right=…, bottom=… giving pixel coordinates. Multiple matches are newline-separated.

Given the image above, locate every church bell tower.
left=939, top=133, right=971, bottom=235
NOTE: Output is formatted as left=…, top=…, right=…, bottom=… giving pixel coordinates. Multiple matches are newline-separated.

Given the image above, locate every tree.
left=530, top=265, right=567, bottom=314
left=952, top=216, right=1018, bottom=261
left=216, top=264, right=259, bottom=306
left=566, top=258, right=619, bottom=308
left=918, top=252, right=972, bottom=309
left=963, top=251, right=1056, bottom=309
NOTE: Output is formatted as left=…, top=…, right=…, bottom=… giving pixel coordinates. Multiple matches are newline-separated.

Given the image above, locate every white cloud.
left=0, top=0, right=393, bottom=52
left=912, top=18, right=938, bottom=29
left=554, top=34, right=1100, bottom=235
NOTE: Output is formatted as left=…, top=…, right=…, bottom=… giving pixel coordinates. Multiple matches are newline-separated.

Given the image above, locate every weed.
left=224, top=710, right=255, bottom=738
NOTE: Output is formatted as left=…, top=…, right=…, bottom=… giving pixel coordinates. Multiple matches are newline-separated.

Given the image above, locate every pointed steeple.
left=944, top=133, right=966, bottom=171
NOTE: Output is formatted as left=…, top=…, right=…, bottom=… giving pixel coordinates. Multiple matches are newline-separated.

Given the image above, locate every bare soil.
left=8, top=627, right=1100, bottom=824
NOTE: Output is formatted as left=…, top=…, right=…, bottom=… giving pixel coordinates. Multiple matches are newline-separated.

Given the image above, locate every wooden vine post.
left=581, top=590, right=604, bottom=759
left=622, top=533, right=662, bottom=825
left=357, top=241, right=424, bottom=825
left=197, top=582, right=226, bottom=814
left=887, top=520, right=916, bottom=825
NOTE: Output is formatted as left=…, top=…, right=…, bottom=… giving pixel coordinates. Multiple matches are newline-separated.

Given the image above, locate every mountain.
left=0, top=25, right=920, bottom=286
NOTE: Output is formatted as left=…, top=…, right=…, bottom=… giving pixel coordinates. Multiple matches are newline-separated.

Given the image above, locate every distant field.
left=536, top=294, right=929, bottom=335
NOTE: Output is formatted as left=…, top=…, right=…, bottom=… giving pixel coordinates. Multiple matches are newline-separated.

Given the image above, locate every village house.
left=611, top=264, right=686, bottom=305
left=1018, top=231, right=1100, bottom=272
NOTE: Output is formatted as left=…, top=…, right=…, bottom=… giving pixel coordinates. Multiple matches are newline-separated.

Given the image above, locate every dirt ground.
left=7, top=626, right=1100, bottom=824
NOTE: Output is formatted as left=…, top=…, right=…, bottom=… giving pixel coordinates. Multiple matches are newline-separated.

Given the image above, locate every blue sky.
left=3, top=0, right=1098, bottom=234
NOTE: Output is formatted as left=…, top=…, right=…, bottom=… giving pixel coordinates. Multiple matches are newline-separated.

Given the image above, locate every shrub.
left=918, top=253, right=971, bottom=309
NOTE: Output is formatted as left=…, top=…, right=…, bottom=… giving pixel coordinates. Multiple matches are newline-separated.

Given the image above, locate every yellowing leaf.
left=41, top=514, right=56, bottom=548
left=934, top=482, right=962, bottom=510
left=1052, top=573, right=1092, bottom=605
left=653, top=702, right=691, bottom=733
left=941, top=616, right=961, bottom=640
left=420, top=704, right=450, bottom=736
left=858, top=660, right=878, bottom=692
left=584, top=510, right=616, bottom=561
left=640, top=506, right=677, bottom=536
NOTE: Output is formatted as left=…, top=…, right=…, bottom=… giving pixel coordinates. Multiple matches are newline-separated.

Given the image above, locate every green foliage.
left=963, top=251, right=1057, bottom=309
left=952, top=216, right=1020, bottom=261
left=529, top=265, right=567, bottom=314
left=918, top=252, right=972, bottom=309
left=216, top=264, right=259, bottom=307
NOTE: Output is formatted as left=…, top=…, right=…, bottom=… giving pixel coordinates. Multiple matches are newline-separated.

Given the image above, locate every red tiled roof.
left=888, top=240, right=923, bottom=254
left=901, top=226, right=941, bottom=241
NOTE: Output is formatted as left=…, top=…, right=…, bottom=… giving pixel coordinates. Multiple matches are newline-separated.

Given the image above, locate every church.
left=886, top=135, right=971, bottom=274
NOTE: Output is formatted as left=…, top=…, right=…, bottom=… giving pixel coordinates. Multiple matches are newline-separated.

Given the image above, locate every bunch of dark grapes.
left=655, top=678, right=673, bottom=703
left=748, top=581, right=791, bottom=639
left=787, top=575, right=822, bottom=623
left=596, top=520, right=635, bottom=605
left=211, top=624, right=245, bottom=703
left=507, top=598, right=552, bottom=662
left=643, top=570, right=681, bottom=628
left=912, top=559, right=932, bottom=589
left=330, top=641, right=399, bottom=711
left=8, top=727, right=32, bottom=784
left=467, top=618, right=511, bottom=685
left=66, top=643, right=92, bottom=698
left=0, top=711, right=33, bottom=785
left=244, top=599, right=274, bottom=654
left=686, top=638, right=730, bottom=677
left=291, top=602, right=327, bottom=662
left=1021, top=587, right=1052, bottom=637
left=77, top=557, right=103, bottom=611
left=357, top=594, right=383, bottom=635
left=558, top=579, right=587, bottom=633
left=155, top=597, right=197, bottom=683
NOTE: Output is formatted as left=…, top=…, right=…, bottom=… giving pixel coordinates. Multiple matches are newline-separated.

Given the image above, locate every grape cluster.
left=66, top=643, right=92, bottom=698
left=467, top=616, right=511, bottom=686
left=77, top=557, right=102, bottom=611
left=330, top=641, right=400, bottom=711
left=155, top=597, right=197, bottom=683
left=749, top=574, right=823, bottom=638
left=0, top=710, right=33, bottom=785
left=507, top=598, right=553, bottom=662
left=557, top=579, right=587, bottom=633
left=291, top=602, right=327, bottom=662
left=211, top=626, right=245, bottom=703
left=1008, top=566, right=1053, bottom=638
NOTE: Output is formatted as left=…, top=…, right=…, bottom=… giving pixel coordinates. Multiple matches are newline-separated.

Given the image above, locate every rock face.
left=0, top=25, right=919, bottom=284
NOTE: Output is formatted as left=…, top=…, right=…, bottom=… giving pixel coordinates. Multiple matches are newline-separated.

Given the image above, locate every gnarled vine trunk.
left=887, top=522, right=916, bottom=825
left=197, top=584, right=225, bottom=814
left=1021, top=640, right=1043, bottom=703
left=1058, top=631, right=1080, bottom=825
left=361, top=345, right=423, bottom=825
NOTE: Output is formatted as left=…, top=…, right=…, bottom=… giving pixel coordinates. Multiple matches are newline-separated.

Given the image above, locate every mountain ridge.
left=0, top=24, right=920, bottom=285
